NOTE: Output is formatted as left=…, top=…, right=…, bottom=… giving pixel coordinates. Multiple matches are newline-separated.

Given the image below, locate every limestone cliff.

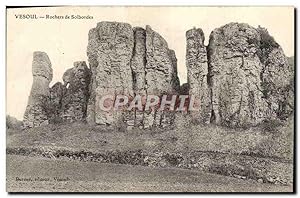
left=23, top=22, right=294, bottom=129
left=186, top=23, right=294, bottom=127
left=86, top=22, right=180, bottom=128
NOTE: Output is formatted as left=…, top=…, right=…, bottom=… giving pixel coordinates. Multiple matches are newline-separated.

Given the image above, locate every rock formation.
left=49, top=82, right=64, bottom=123
left=130, top=27, right=147, bottom=128
left=23, top=22, right=294, bottom=129
left=23, top=51, right=53, bottom=128
left=24, top=54, right=90, bottom=127
left=60, top=61, right=91, bottom=122
left=186, top=28, right=211, bottom=123
left=86, top=22, right=180, bottom=128
left=186, top=23, right=294, bottom=127
left=86, top=22, right=135, bottom=126
left=143, top=26, right=180, bottom=128
left=48, top=61, right=91, bottom=123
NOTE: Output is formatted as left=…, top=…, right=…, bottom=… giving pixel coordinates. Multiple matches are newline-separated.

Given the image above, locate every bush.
left=6, top=115, right=22, bottom=129
left=257, top=26, right=279, bottom=63
left=260, top=119, right=283, bottom=133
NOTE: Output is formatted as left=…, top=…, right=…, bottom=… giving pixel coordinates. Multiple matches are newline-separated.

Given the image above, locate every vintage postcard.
left=6, top=6, right=295, bottom=192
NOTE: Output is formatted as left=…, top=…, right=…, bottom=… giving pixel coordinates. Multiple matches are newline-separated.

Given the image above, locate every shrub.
left=260, top=119, right=283, bottom=133
left=257, top=26, right=279, bottom=63
left=6, top=115, right=22, bottom=129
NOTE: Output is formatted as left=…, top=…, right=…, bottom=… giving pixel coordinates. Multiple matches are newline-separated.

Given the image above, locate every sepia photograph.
left=6, top=6, right=295, bottom=193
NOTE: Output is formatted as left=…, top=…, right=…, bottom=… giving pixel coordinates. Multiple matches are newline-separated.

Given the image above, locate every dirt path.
left=6, top=155, right=293, bottom=192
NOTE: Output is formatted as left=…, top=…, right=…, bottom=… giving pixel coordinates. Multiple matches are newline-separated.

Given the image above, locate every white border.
left=1, top=0, right=298, bottom=197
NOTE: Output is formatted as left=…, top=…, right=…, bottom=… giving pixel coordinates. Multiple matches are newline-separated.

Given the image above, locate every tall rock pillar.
left=23, top=51, right=53, bottom=128
left=186, top=28, right=211, bottom=123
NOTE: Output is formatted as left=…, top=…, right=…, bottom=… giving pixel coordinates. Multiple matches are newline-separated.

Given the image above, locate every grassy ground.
left=7, top=116, right=294, bottom=159
left=6, top=116, right=294, bottom=190
left=6, top=155, right=293, bottom=192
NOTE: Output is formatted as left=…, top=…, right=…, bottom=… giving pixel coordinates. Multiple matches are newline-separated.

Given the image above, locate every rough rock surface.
left=60, top=61, right=91, bottom=122
left=145, top=25, right=180, bottom=95
left=204, top=23, right=293, bottom=126
left=87, top=22, right=180, bottom=128
left=49, top=62, right=91, bottom=123
left=186, top=28, right=211, bottom=123
left=49, top=82, right=64, bottom=123
left=86, top=22, right=134, bottom=126
left=143, top=26, right=180, bottom=128
left=24, top=57, right=91, bottom=127
left=23, top=51, right=53, bottom=128
left=23, top=22, right=293, bottom=129
left=130, top=27, right=147, bottom=128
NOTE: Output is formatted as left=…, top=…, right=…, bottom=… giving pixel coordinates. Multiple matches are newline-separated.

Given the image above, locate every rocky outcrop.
left=86, top=22, right=134, bottom=126
left=186, top=23, right=294, bottom=127
left=23, top=22, right=180, bottom=129
left=143, top=26, right=180, bottom=128
left=24, top=56, right=91, bottom=127
left=23, top=51, right=53, bottom=128
left=87, top=22, right=180, bottom=128
left=59, top=61, right=91, bottom=122
left=49, top=61, right=91, bottom=123
left=145, top=26, right=180, bottom=94
left=23, top=22, right=293, bottom=129
left=130, top=27, right=147, bottom=128
left=186, top=28, right=211, bottom=123
left=207, top=23, right=267, bottom=126
left=49, top=82, right=64, bottom=123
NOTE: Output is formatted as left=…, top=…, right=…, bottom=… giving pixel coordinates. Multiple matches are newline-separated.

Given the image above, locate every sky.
left=6, top=6, right=294, bottom=120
